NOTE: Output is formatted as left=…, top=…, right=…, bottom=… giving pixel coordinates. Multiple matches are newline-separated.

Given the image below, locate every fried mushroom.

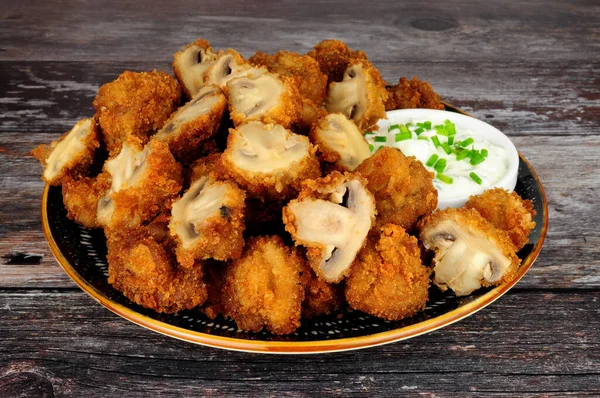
left=225, top=70, right=302, bottom=128
left=345, top=224, right=430, bottom=320
left=307, top=39, right=368, bottom=84
left=222, top=235, right=305, bottom=335
left=169, top=175, right=246, bottom=267
left=220, top=121, right=320, bottom=199
left=203, top=49, right=260, bottom=88
left=173, top=39, right=217, bottom=99
left=299, top=263, right=344, bottom=318
left=465, top=188, right=536, bottom=250
left=418, top=208, right=520, bottom=296
left=153, top=85, right=227, bottom=164
left=61, top=174, right=110, bottom=229
left=309, top=113, right=371, bottom=171
left=386, top=76, right=445, bottom=111
left=356, top=147, right=437, bottom=231
left=283, top=171, right=376, bottom=283
left=93, top=70, right=181, bottom=155
left=97, top=140, right=182, bottom=229
left=32, top=118, right=100, bottom=185
left=324, top=59, right=388, bottom=130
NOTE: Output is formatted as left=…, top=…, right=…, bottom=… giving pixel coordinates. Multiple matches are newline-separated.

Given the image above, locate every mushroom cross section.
left=227, top=72, right=284, bottom=119
left=325, top=64, right=368, bottom=124
left=205, top=50, right=262, bottom=87
left=44, top=118, right=93, bottom=181
left=174, top=43, right=217, bottom=97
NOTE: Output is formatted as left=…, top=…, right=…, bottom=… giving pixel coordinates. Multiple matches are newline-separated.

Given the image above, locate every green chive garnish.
left=447, top=136, right=454, bottom=146
left=470, top=172, right=482, bottom=185
left=405, top=122, right=413, bottom=127
left=481, top=148, right=488, bottom=157
left=459, top=137, right=474, bottom=147
left=456, top=150, right=470, bottom=161
left=418, top=135, right=429, bottom=141
left=395, top=131, right=411, bottom=142
left=369, top=144, right=374, bottom=152
left=470, top=153, right=485, bottom=165
left=374, top=136, right=387, bottom=142
left=388, top=124, right=400, bottom=132
left=437, top=173, right=453, bottom=184
left=434, top=158, right=447, bottom=173
left=423, top=121, right=432, bottom=130
left=444, top=120, right=456, bottom=136
left=426, top=154, right=439, bottom=167
left=435, top=125, right=448, bottom=136
left=441, top=142, right=452, bottom=155
left=431, top=136, right=441, bottom=148
left=415, top=127, right=424, bottom=135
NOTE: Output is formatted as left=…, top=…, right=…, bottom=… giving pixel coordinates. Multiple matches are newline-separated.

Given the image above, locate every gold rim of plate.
left=41, top=104, right=549, bottom=354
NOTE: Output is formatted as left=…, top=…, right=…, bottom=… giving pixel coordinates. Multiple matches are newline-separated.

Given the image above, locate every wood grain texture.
left=0, top=290, right=598, bottom=396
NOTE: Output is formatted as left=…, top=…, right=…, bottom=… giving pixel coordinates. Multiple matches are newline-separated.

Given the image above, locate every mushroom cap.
left=309, top=113, right=371, bottom=171
left=418, top=207, right=520, bottom=296
left=283, top=171, right=376, bottom=283
left=173, top=39, right=217, bottom=98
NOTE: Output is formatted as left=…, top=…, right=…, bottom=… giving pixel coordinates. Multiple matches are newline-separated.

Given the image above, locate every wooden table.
left=1, top=0, right=599, bottom=396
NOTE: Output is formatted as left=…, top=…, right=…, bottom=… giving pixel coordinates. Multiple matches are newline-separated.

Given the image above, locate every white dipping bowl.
left=375, top=109, right=519, bottom=209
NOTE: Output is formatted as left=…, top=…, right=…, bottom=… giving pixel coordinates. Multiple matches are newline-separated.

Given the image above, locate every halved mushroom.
left=221, top=121, right=320, bottom=199
left=169, top=175, right=246, bottom=267
left=153, top=85, right=227, bottom=163
left=283, top=171, right=376, bottom=283
left=97, top=140, right=182, bottom=229
left=203, top=49, right=258, bottom=88
left=309, top=113, right=371, bottom=171
left=324, top=59, right=388, bottom=129
left=418, top=208, right=520, bottom=296
left=225, top=71, right=302, bottom=128
left=173, top=39, right=218, bottom=99
left=32, top=118, right=100, bottom=185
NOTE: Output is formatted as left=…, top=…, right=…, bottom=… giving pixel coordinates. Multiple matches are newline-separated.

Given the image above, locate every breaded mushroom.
left=309, top=113, right=371, bottom=172
left=220, top=121, right=320, bottom=199
left=465, top=188, right=536, bottom=250
left=169, top=175, right=246, bottom=267
left=345, top=224, right=430, bottom=320
left=32, top=118, right=100, bottom=185
left=418, top=208, right=521, bottom=296
left=106, top=227, right=207, bottom=314
left=299, top=262, right=344, bottom=318
left=283, top=171, right=376, bottom=283
left=173, top=39, right=218, bottom=99
left=97, top=140, right=182, bottom=229
left=325, top=59, right=388, bottom=130
left=356, top=146, right=437, bottom=231
left=204, top=49, right=262, bottom=88
left=61, top=174, right=110, bottom=229
left=386, top=76, right=445, bottom=111
left=307, top=39, right=368, bottom=84
left=93, top=70, right=181, bottom=155
left=225, top=70, right=303, bottom=128
left=153, top=84, right=227, bottom=164
left=222, top=235, right=305, bottom=335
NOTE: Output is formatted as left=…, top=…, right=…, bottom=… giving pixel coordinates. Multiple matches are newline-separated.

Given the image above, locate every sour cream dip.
left=366, top=109, right=519, bottom=209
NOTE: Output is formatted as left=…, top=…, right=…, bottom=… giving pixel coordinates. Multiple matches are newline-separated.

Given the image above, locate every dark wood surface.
left=0, top=0, right=599, bottom=396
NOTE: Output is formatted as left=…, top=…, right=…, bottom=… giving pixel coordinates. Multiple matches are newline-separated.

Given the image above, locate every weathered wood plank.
left=0, top=0, right=598, bottom=63
left=0, top=290, right=598, bottom=396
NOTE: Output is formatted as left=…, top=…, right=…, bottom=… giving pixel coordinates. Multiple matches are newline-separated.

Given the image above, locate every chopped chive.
left=364, top=131, right=374, bottom=135
left=423, top=121, right=432, bottom=130
left=434, top=158, right=447, bottom=173
left=470, top=153, right=486, bottom=165
left=369, top=144, right=374, bottom=152
left=388, top=124, right=400, bottom=132
left=435, top=125, right=448, bottom=136
left=447, top=136, right=454, bottom=146
left=481, top=148, right=488, bottom=157
left=399, top=124, right=410, bottom=135
left=437, top=173, right=453, bottom=184
left=405, top=122, right=413, bottom=127
left=456, top=150, right=471, bottom=161
left=459, top=137, right=474, bottom=147
left=418, top=135, right=429, bottom=141
left=414, top=127, right=424, bottom=135
left=470, top=172, right=482, bottom=185
left=374, top=136, right=387, bottom=142
left=431, top=136, right=441, bottom=148
left=441, top=142, right=452, bottom=155
left=425, top=154, right=439, bottom=167
left=395, top=131, right=412, bottom=142
left=444, top=120, right=456, bottom=136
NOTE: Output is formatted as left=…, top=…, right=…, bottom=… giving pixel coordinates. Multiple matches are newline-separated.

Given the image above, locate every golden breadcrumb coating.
left=187, top=152, right=224, bottom=185
left=153, top=85, right=226, bottom=164
left=32, top=118, right=100, bottom=185
left=307, top=39, right=368, bottom=84
left=61, top=174, right=110, bottom=229
left=106, top=227, right=207, bottom=314
left=169, top=175, right=246, bottom=266
left=93, top=70, right=181, bottom=154
left=222, top=235, right=305, bottom=335
left=356, top=146, right=437, bottom=231
left=299, top=262, right=344, bottom=318
left=200, top=260, right=227, bottom=319
left=97, top=140, right=183, bottom=229
left=345, top=224, right=430, bottom=320
left=386, top=76, right=445, bottom=111
left=466, top=188, right=536, bottom=250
